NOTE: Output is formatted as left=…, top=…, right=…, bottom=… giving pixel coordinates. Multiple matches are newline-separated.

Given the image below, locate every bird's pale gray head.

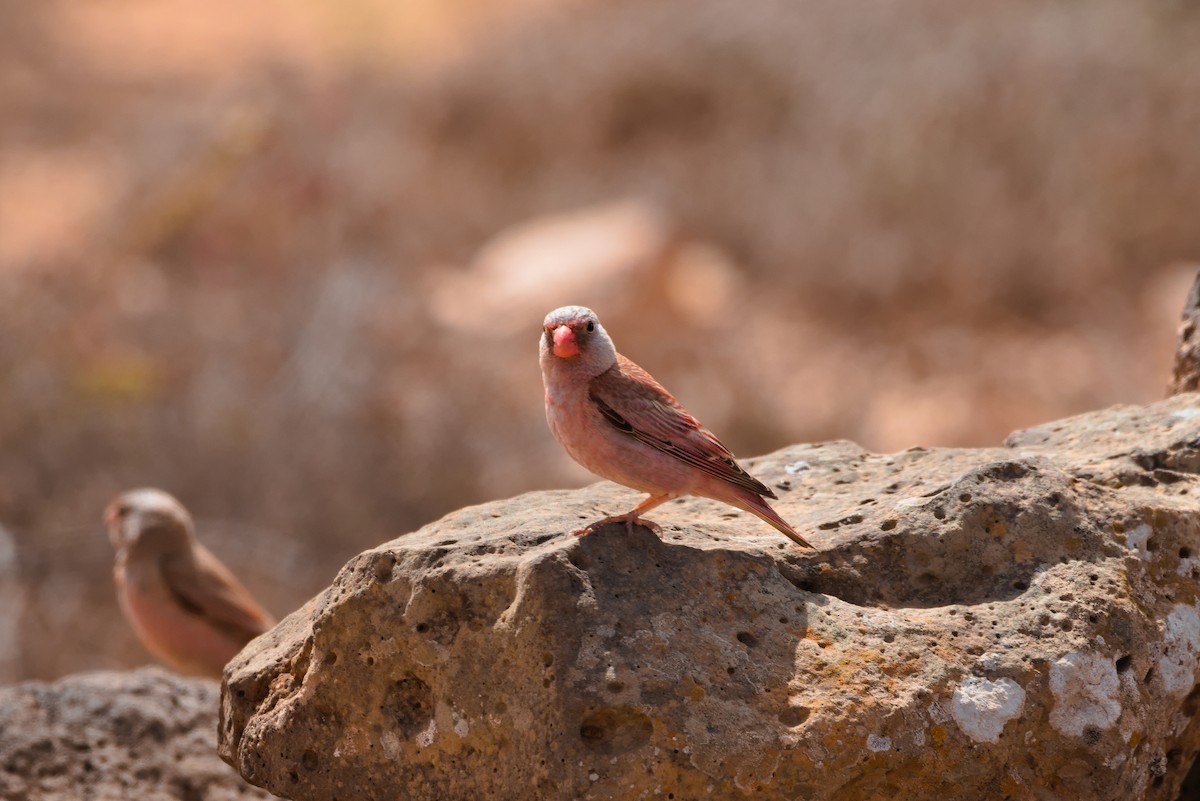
left=104, top=488, right=194, bottom=551
left=540, top=306, right=617, bottom=375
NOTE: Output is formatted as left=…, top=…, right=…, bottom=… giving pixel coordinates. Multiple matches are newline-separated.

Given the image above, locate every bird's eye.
left=586, top=321, right=595, bottom=333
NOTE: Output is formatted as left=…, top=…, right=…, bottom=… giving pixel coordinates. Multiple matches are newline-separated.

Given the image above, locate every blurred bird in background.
left=540, top=305, right=812, bottom=548
left=103, top=489, right=275, bottom=679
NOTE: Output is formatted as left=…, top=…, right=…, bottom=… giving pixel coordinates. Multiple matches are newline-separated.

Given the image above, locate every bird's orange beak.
left=552, top=325, right=580, bottom=358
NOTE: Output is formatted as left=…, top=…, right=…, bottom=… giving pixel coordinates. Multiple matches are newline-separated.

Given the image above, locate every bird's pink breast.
left=118, top=570, right=244, bottom=677
left=545, top=382, right=702, bottom=496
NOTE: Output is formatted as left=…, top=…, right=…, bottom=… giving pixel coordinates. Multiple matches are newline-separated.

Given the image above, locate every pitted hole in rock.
left=371, top=553, right=396, bottom=583
left=778, top=706, right=810, bottom=727
left=1181, top=747, right=1200, bottom=795
left=137, top=765, right=165, bottom=783
left=1182, top=684, right=1200, bottom=717
left=411, top=608, right=461, bottom=645
left=579, top=707, right=653, bottom=755
left=976, top=461, right=1032, bottom=481
left=383, top=676, right=434, bottom=737
left=785, top=576, right=817, bottom=593
left=1116, top=655, right=1132, bottom=674
left=817, top=514, right=863, bottom=531
left=1168, top=747, right=1185, bottom=770
left=736, top=631, right=758, bottom=648
left=517, top=531, right=558, bottom=547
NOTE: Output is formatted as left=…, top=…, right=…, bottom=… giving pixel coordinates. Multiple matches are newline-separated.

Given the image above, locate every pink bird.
left=539, top=306, right=813, bottom=548
left=104, top=488, right=275, bottom=678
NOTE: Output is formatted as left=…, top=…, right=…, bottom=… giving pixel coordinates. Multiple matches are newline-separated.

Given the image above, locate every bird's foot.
left=571, top=514, right=662, bottom=537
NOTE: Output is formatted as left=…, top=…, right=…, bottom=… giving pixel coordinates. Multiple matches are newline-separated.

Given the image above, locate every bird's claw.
left=571, top=514, right=662, bottom=537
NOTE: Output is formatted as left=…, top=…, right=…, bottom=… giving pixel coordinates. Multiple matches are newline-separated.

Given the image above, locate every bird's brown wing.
left=160, top=545, right=275, bottom=645
left=588, top=354, right=776, bottom=498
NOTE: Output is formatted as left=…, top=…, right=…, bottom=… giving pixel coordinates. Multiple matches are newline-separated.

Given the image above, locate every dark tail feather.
left=735, top=492, right=814, bottom=548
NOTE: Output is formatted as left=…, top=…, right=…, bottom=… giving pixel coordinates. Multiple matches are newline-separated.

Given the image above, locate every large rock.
left=221, top=394, right=1200, bottom=800
left=0, top=667, right=274, bottom=801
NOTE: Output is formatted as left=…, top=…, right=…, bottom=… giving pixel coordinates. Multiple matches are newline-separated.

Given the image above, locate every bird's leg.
left=573, top=494, right=672, bottom=536
left=619, top=494, right=671, bottom=533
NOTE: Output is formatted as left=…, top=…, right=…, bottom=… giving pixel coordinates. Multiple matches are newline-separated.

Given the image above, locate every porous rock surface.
left=222, top=394, right=1200, bottom=801
left=0, top=667, right=274, bottom=801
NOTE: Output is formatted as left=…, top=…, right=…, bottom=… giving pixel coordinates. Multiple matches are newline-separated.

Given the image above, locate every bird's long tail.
left=734, top=492, right=814, bottom=548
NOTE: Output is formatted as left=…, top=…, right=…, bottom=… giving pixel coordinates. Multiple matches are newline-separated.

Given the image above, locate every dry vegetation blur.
left=2, top=0, right=1199, bottom=683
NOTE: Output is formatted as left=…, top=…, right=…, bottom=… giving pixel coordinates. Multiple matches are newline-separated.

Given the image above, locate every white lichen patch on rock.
left=380, top=730, right=401, bottom=760
left=866, top=734, right=892, bottom=753
left=951, top=677, right=1025, bottom=743
left=415, top=719, right=437, bottom=748
left=1125, top=524, right=1153, bottom=559
left=1049, top=652, right=1121, bottom=736
left=1159, top=604, right=1200, bottom=696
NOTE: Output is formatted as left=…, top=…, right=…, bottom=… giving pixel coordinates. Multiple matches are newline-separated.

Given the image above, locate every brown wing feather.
left=160, top=545, right=275, bottom=645
left=589, top=354, right=776, bottom=498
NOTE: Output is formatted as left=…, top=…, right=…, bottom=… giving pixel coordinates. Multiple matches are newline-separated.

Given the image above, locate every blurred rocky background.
left=1, top=0, right=1199, bottom=683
